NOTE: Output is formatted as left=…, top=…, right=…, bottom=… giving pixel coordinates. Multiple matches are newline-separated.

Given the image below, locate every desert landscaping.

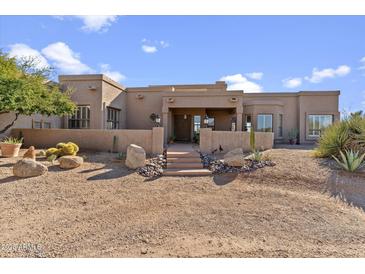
left=1, top=147, right=365, bottom=258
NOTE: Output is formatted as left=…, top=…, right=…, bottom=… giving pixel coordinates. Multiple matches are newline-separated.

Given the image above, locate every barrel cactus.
left=46, top=142, right=80, bottom=159
left=46, top=147, right=61, bottom=157
left=56, top=142, right=66, bottom=149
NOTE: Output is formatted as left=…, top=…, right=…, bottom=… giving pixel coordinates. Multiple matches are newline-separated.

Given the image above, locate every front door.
left=174, top=114, right=191, bottom=142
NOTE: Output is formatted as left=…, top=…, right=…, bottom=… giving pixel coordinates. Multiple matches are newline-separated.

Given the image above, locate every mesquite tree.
left=0, top=51, right=76, bottom=134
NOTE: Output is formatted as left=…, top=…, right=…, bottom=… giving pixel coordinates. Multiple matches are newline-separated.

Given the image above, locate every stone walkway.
left=163, top=143, right=212, bottom=176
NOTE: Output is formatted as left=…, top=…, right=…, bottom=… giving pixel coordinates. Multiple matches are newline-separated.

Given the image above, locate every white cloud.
left=54, top=16, right=117, bottom=32
left=8, top=43, right=49, bottom=68
left=76, top=16, right=117, bottom=32
left=160, top=40, right=170, bottom=48
left=141, top=39, right=169, bottom=53
left=41, top=42, right=92, bottom=74
left=245, top=72, right=263, bottom=80
left=359, top=57, right=365, bottom=70
left=100, top=64, right=126, bottom=83
left=282, top=77, right=302, bottom=88
left=220, top=73, right=262, bottom=93
left=142, top=45, right=157, bottom=53
left=305, top=65, right=351, bottom=83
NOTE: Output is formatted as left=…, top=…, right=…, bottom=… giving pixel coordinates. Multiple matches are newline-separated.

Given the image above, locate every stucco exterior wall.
left=0, top=112, right=62, bottom=138
left=11, top=127, right=164, bottom=154
left=199, top=128, right=274, bottom=153
left=60, top=76, right=104, bottom=129
left=298, top=93, right=340, bottom=143
left=101, top=80, right=127, bottom=129
left=126, top=90, right=164, bottom=129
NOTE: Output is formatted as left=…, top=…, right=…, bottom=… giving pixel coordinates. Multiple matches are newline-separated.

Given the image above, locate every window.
left=244, top=114, right=252, bottom=131
left=207, top=117, right=215, bottom=129
left=68, top=105, right=90, bottom=129
left=278, top=114, right=283, bottom=137
left=107, top=107, right=120, bottom=129
left=308, top=115, right=333, bottom=137
left=32, top=121, right=42, bottom=129
left=257, top=114, right=273, bottom=132
left=43, top=122, right=51, bottom=129
left=193, top=115, right=201, bottom=133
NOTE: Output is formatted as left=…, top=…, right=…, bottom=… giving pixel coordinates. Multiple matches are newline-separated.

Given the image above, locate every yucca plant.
left=332, top=149, right=365, bottom=172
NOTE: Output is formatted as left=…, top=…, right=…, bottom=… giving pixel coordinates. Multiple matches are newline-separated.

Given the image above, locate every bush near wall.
left=314, top=115, right=365, bottom=158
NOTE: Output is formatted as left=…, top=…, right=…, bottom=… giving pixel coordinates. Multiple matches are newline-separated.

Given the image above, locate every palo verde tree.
left=0, top=51, right=76, bottom=134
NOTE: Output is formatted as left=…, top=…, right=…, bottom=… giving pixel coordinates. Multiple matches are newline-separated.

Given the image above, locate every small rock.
left=13, top=158, right=48, bottom=178
left=141, top=247, right=148, bottom=254
left=23, top=146, right=36, bottom=160
left=59, top=155, right=84, bottom=169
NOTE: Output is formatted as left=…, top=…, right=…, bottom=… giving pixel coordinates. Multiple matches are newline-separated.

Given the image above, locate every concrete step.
left=163, top=168, right=212, bottom=176
left=167, top=162, right=203, bottom=169
left=167, top=157, right=202, bottom=163
left=167, top=152, right=200, bottom=158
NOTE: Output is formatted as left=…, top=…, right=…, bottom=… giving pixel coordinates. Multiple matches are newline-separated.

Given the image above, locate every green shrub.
left=332, top=149, right=365, bottom=172
left=315, top=115, right=365, bottom=158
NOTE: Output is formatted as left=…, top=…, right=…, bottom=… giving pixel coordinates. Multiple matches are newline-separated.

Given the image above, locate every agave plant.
left=1, top=137, right=23, bottom=144
left=332, top=149, right=365, bottom=172
left=251, top=149, right=263, bottom=162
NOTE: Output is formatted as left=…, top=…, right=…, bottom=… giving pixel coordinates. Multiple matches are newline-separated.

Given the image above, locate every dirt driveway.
left=0, top=149, right=365, bottom=257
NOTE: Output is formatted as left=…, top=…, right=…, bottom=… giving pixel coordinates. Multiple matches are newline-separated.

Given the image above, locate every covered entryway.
left=173, top=114, right=191, bottom=142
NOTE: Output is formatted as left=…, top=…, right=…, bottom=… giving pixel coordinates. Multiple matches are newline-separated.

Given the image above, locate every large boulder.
left=223, top=148, right=246, bottom=167
left=13, top=158, right=48, bottom=178
left=125, top=144, right=146, bottom=169
left=59, top=155, right=84, bottom=169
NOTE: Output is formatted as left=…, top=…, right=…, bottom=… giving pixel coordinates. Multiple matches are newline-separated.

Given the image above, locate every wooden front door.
left=174, top=114, right=191, bottom=142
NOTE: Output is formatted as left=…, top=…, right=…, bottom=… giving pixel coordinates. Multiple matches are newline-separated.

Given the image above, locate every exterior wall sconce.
left=203, top=115, right=209, bottom=128
left=155, top=115, right=161, bottom=126
left=136, top=94, right=144, bottom=99
left=184, top=114, right=187, bottom=120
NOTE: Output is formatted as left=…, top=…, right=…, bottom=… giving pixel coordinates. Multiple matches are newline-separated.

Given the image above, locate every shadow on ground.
left=0, top=176, right=20, bottom=184
left=325, top=171, right=365, bottom=211
left=213, top=173, right=238, bottom=186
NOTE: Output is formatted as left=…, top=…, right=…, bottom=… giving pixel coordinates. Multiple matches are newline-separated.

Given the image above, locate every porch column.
left=236, top=106, right=243, bottom=131
left=162, top=111, right=168, bottom=144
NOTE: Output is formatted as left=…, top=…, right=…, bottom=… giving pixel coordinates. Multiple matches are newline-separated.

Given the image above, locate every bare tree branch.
left=0, top=112, right=19, bottom=134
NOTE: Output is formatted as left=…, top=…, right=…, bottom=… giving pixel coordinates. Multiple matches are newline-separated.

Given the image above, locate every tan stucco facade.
left=55, top=74, right=340, bottom=145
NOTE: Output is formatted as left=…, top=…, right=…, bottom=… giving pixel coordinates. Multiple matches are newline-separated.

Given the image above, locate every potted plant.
left=288, top=128, right=299, bottom=145
left=0, top=137, right=23, bottom=157
left=168, top=135, right=176, bottom=144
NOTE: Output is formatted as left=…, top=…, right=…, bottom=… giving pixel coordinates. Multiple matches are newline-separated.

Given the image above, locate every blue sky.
left=0, top=16, right=364, bottom=113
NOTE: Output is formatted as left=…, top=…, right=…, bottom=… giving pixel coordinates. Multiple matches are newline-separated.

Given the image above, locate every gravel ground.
left=0, top=148, right=365, bottom=258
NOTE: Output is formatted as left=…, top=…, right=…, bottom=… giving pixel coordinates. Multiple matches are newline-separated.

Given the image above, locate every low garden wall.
left=11, top=127, right=164, bottom=154
left=199, top=128, right=274, bottom=153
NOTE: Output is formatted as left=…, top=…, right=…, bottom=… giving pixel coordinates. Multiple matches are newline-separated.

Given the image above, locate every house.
left=57, top=74, right=340, bottom=144
left=5, top=73, right=340, bottom=145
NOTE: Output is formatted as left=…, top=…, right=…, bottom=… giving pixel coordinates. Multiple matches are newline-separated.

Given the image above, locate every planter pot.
left=0, top=143, right=22, bottom=157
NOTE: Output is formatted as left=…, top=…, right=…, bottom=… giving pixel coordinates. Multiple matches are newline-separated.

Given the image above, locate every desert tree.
left=0, top=51, right=76, bottom=134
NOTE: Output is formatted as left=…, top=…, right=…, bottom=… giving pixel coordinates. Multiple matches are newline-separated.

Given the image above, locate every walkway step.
left=167, top=162, right=203, bottom=169
left=167, top=157, right=202, bottom=163
left=167, top=152, right=200, bottom=158
left=163, top=168, right=212, bottom=176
